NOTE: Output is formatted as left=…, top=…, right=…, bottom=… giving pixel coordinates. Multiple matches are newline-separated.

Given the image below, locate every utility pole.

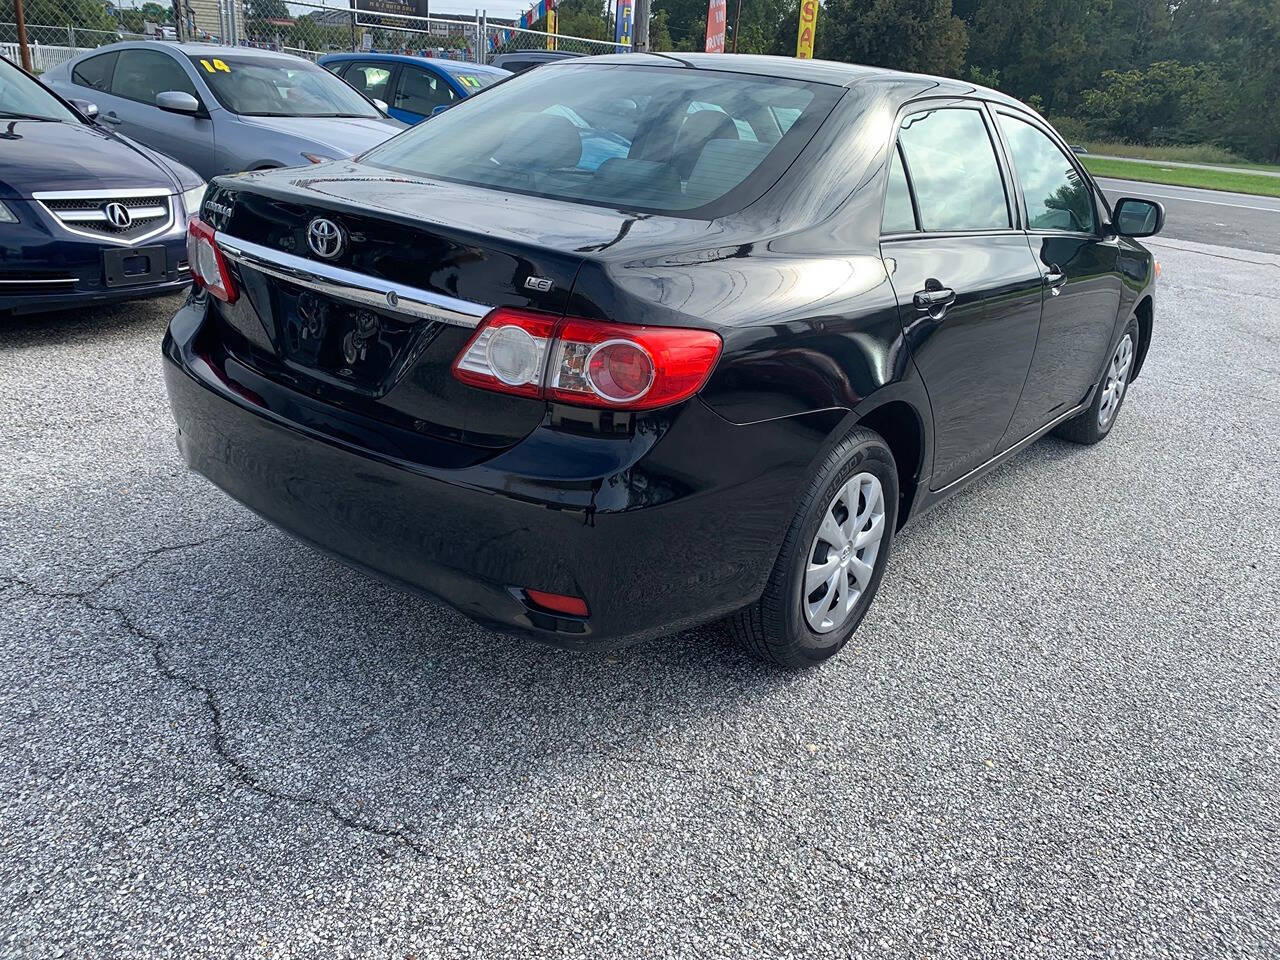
left=731, top=0, right=741, bottom=52
left=13, top=0, right=32, bottom=73
left=632, top=0, right=649, bottom=52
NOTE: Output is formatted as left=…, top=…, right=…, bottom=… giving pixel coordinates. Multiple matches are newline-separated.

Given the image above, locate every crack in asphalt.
left=4, top=528, right=439, bottom=862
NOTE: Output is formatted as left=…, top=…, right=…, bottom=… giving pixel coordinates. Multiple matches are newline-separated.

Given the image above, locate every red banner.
left=704, top=0, right=727, bottom=53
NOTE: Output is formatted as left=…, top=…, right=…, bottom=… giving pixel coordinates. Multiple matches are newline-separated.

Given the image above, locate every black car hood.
left=0, top=118, right=181, bottom=200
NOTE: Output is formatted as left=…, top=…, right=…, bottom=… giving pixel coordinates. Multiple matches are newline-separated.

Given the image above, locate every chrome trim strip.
left=56, top=205, right=168, bottom=222
left=0, top=278, right=77, bottom=286
left=215, top=233, right=488, bottom=329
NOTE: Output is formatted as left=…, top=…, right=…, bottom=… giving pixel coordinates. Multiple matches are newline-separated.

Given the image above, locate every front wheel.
left=1054, top=317, right=1139, bottom=445
left=728, top=426, right=898, bottom=668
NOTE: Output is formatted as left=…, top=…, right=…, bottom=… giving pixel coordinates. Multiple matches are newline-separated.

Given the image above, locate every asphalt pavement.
left=1, top=189, right=1277, bottom=957
left=1097, top=177, right=1280, bottom=254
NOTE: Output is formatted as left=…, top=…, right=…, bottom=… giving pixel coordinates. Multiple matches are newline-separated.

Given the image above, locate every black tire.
left=1054, top=316, right=1140, bottom=445
left=729, top=426, right=898, bottom=668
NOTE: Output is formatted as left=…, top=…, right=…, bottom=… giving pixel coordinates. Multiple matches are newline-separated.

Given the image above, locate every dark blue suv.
left=1, top=55, right=204, bottom=316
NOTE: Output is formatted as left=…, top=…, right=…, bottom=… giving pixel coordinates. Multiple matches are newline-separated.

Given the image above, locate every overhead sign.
left=795, top=0, right=817, bottom=58
left=614, top=0, right=633, bottom=47
left=352, top=0, right=429, bottom=19
left=704, top=0, right=726, bottom=53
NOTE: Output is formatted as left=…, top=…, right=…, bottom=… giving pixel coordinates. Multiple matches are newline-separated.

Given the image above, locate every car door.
left=103, top=48, right=214, bottom=176
left=389, top=65, right=459, bottom=124
left=993, top=110, right=1126, bottom=446
left=881, top=103, right=1045, bottom=490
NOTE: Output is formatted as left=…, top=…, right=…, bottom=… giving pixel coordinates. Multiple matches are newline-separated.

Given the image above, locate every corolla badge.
left=307, top=217, right=345, bottom=260
left=103, top=202, right=132, bottom=229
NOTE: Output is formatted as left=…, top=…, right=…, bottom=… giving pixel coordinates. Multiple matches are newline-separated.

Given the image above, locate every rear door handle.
left=913, top=279, right=956, bottom=315
left=100, top=112, right=121, bottom=125
left=1044, top=264, right=1067, bottom=295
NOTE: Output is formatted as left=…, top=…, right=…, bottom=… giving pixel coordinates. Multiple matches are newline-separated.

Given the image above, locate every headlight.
left=0, top=201, right=17, bottom=224
left=180, top=182, right=207, bottom=219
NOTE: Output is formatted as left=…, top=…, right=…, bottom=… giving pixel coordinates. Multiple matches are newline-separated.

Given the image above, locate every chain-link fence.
left=3, top=0, right=627, bottom=73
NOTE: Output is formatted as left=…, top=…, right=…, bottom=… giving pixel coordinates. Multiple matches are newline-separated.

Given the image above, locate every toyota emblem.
left=103, top=202, right=132, bottom=229
left=307, top=217, right=345, bottom=260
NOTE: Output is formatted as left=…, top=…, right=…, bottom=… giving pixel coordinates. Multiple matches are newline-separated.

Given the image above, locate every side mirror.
left=155, top=90, right=201, bottom=115
left=67, top=97, right=99, bottom=119
left=1069, top=144, right=1089, bottom=155
left=430, top=103, right=452, bottom=116
left=1113, top=197, right=1165, bottom=238
left=372, top=98, right=389, bottom=113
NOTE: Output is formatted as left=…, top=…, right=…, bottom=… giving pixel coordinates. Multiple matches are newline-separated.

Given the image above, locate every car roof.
left=76, top=41, right=313, bottom=62
left=318, top=52, right=507, bottom=75
left=563, top=52, right=1026, bottom=108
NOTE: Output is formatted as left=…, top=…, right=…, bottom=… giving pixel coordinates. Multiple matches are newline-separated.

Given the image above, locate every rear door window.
left=111, top=49, right=196, bottom=104
left=897, top=107, right=1010, bottom=232
left=342, top=62, right=393, bottom=102
left=71, top=51, right=118, bottom=92
left=393, top=67, right=457, bottom=115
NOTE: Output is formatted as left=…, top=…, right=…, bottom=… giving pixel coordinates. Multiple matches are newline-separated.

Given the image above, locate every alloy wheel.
left=803, top=472, right=886, bottom=633
left=1098, top=333, right=1135, bottom=428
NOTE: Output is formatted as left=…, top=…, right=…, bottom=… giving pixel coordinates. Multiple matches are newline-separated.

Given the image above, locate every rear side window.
left=72, top=52, right=118, bottom=92
left=998, top=113, right=1096, bottom=233
left=897, top=108, right=1009, bottom=232
left=394, top=68, right=457, bottom=115
left=881, top=145, right=916, bottom=234
left=363, top=64, right=840, bottom=217
left=111, top=49, right=197, bottom=104
left=343, top=63, right=393, bottom=102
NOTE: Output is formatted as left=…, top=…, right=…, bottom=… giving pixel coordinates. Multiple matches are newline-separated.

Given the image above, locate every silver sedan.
left=42, top=42, right=406, bottom=180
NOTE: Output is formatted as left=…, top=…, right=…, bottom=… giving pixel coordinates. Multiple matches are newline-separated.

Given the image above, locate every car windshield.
left=363, top=64, right=838, bottom=216
left=188, top=54, right=380, bottom=118
left=0, top=57, right=75, bottom=121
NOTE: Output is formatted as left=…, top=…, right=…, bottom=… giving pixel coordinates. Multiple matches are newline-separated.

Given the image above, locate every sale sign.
left=795, top=0, right=818, bottom=58
left=705, top=0, right=727, bottom=53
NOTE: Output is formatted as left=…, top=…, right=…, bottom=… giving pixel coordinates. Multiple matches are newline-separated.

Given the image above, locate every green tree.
left=818, top=0, right=968, bottom=76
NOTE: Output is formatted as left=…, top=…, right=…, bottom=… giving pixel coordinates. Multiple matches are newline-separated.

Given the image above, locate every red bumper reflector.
left=524, top=589, right=589, bottom=617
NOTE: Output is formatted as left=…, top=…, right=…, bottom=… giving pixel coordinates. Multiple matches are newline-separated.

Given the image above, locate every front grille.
left=36, top=192, right=173, bottom=244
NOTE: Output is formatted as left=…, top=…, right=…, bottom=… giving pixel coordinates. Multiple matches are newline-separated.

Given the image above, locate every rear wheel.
left=1054, top=317, right=1139, bottom=445
left=729, top=426, right=898, bottom=668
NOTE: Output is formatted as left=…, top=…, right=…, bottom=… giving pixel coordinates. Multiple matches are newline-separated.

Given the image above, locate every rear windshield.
left=188, top=54, right=380, bottom=118
left=362, top=64, right=840, bottom=216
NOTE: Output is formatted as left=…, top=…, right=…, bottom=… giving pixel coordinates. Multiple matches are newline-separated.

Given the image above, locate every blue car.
left=318, top=54, right=509, bottom=124
left=0, top=55, right=203, bottom=316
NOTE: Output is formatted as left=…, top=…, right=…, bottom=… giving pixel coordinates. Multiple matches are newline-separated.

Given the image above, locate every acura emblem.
left=306, top=217, right=345, bottom=260
left=103, top=201, right=132, bottom=229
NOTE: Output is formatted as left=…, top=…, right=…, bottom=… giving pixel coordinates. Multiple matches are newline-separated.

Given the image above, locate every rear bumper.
left=163, top=299, right=827, bottom=647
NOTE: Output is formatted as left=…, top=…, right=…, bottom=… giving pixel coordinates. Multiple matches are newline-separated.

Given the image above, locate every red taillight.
left=186, top=218, right=237, bottom=303
left=452, top=309, right=722, bottom=411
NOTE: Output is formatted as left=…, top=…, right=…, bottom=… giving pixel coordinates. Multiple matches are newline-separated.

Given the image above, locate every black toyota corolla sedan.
left=165, top=53, right=1163, bottom=667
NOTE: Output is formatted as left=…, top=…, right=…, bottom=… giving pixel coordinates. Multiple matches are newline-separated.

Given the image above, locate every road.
left=2, top=185, right=1278, bottom=957
left=1097, top=176, right=1280, bottom=254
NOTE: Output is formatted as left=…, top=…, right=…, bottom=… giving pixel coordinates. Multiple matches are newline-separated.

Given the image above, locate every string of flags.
left=489, top=0, right=555, bottom=49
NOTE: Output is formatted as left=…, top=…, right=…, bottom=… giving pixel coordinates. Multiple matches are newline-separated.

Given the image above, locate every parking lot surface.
left=2, top=233, right=1277, bottom=958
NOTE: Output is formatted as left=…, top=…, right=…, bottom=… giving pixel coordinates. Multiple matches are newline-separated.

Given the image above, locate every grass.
left=1079, top=155, right=1280, bottom=197
left=1076, top=140, right=1268, bottom=167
